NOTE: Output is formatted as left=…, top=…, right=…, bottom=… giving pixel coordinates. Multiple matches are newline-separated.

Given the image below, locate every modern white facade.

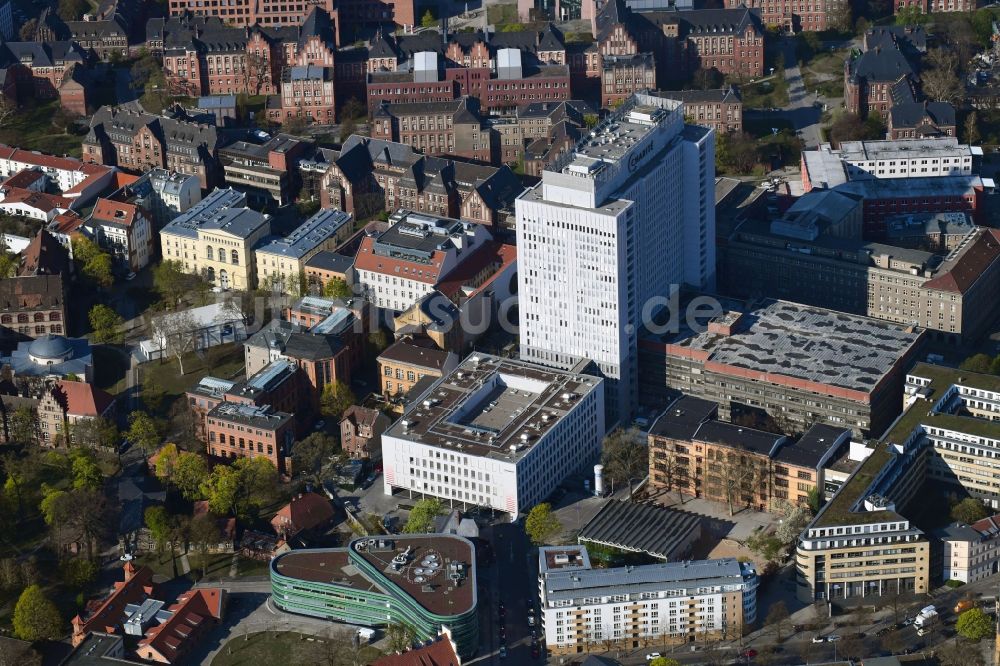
left=537, top=546, right=757, bottom=655
left=516, top=93, right=715, bottom=425
left=803, top=137, right=978, bottom=189
left=380, top=354, right=604, bottom=516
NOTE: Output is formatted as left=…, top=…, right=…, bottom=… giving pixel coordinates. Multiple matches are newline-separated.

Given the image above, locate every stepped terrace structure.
left=794, top=363, right=1000, bottom=602
left=270, top=535, right=478, bottom=656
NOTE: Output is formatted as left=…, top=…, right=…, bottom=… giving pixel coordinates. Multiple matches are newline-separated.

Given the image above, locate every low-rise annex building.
left=270, top=535, right=478, bottom=657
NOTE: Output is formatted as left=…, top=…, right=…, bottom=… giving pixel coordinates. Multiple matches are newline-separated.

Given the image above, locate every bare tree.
left=922, top=48, right=965, bottom=105
left=152, top=309, right=200, bottom=375
left=600, top=428, right=647, bottom=498
left=241, top=53, right=271, bottom=95
left=655, top=443, right=688, bottom=504
left=717, top=448, right=762, bottom=516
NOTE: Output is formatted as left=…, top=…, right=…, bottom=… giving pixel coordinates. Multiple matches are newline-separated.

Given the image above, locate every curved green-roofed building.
left=270, top=534, right=478, bottom=656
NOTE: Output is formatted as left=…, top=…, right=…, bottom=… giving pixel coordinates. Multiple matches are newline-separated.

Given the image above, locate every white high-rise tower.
left=516, top=93, right=716, bottom=425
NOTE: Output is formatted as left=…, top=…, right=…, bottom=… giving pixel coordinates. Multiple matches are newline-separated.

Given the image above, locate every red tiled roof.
left=436, top=241, right=516, bottom=300
left=0, top=144, right=83, bottom=172
left=371, top=637, right=461, bottom=666
left=91, top=197, right=138, bottom=227
left=110, top=171, right=139, bottom=188
left=270, top=492, right=335, bottom=537
left=55, top=380, right=115, bottom=417
left=0, top=187, right=71, bottom=213
left=923, top=228, right=1000, bottom=294
left=19, top=228, right=69, bottom=276
left=137, top=588, right=225, bottom=663
left=353, top=236, right=442, bottom=285
left=2, top=169, right=46, bottom=189
left=50, top=211, right=86, bottom=235
left=341, top=405, right=382, bottom=428
left=71, top=563, right=155, bottom=645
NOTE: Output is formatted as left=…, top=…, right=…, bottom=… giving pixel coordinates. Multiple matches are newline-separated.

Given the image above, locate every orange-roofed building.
left=136, top=588, right=226, bottom=664
left=371, top=630, right=461, bottom=666
left=0, top=145, right=115, bottom=207
left=71, top=560, right=155, bottom=646
left=270, top=492, right=335, bottom=540
left=37, top=380, right=116, bottom=446
left=87, top=196, right=153, bottom=271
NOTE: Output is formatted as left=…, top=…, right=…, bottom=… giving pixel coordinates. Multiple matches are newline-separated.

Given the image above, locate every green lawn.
left=135, top=551, right=235, bottom=582
left=0, top=101, right=86, bottom=158
left=140, top=342, right=246, bottom=416
left=212, top=631, right=382, bottom=666
left=487, top=2, right=519, bottom=24
left=738, top=74, right=789, bottom=109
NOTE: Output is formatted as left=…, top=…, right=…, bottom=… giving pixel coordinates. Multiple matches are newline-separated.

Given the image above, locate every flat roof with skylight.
left=383, top=354, right=602, bottom=462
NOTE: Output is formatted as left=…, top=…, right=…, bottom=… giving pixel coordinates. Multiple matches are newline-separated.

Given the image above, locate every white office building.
left=537, top=546, right=758, bottom=655
left=516, top=93, right=715, bottom=425
left=380, top=354, right=604, bottom=516
left=802, top=137, right=979, bottom=189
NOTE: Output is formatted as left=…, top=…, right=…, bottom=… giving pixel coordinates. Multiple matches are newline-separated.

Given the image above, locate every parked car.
left=645, top=654, right=662, bottom=662
left=498, top=646, right=507, bottom=659
left=812, top=636, right=827, bottom=644
left=741, top=649, right=758, bottom=658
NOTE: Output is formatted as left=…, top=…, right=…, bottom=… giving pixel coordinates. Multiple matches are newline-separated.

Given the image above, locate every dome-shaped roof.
left=28, top=334, right=74, bottom=362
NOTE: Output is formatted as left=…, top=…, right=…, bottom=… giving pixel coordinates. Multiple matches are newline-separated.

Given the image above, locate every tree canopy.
left=951, top=497, right=990, bottom=525
left=13, top=585, right=62, bottom=641
left=600, top=428, right=647, bottom=493
left=72, top=237, right=113, bottom=289
left=956, top=607, right=993, bottom=640
left=88, top=304, right=124, bottom=344
left=292, top=432, right=337, bottom=479
left=126, top=411, right=162, bottom=455
left=320, top=382, right=356, bottom=420
left=525, top=503, right=562, bottom=545
left=403, top=498, right=444, bottom=533
left=200, top=456, right=277, bottom=520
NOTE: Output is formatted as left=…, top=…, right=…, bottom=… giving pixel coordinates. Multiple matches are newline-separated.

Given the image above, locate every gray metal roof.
left=255, top=209, right=351, bottom=260
left=578, top=501, right=701, bottom=559
left=543, top=557, right=749, bottom=602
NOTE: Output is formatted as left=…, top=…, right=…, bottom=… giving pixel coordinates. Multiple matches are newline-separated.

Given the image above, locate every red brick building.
left=319, top=136, right=522, bottom=228
left=158, top=9, right=336, bottom=99
left=725, top=0, right=843, bottom=32
left=206, top=402, right=295, bottom=474
left=340, top=405, right=390, bottom=460
left=595, top=2, right=764, bottom=86
left=166, top=0, right=335, bottom=28
left=269, top=64, right=337, bottom=123
left=887, top=101, right=956, bottom=140
left=601, top=53, right=656, bottom=108
left=844, top=29, right=920, bottom=120
left=83, top=105, right=220, bottom=189
left=371, top=97, right=491, bottom=163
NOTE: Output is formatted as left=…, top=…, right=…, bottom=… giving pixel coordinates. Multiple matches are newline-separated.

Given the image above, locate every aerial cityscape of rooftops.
left=6, top=0, right=1000, bottom=664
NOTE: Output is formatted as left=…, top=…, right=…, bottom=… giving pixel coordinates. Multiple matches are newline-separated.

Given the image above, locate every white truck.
left=914, top=607, right=938, bottom=636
